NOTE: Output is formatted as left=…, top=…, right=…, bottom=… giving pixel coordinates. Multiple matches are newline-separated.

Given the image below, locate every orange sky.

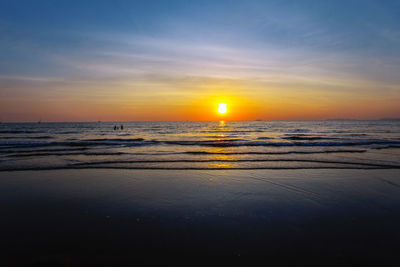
left=2, top=78, right=399, bottom=122
left=1, top=1, right=400, bottom=122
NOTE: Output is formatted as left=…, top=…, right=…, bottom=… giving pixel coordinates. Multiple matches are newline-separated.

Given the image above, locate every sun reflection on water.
left=207, top=121, right=236, bottom=168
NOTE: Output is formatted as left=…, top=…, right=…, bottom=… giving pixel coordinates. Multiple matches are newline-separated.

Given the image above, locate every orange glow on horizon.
left=184, top=94, right=260, bottom=121
left=4, top=79, right=398, bottom=122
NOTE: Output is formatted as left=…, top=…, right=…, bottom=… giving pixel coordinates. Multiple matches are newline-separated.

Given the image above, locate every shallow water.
left=0, top=120, right=400, bottom=170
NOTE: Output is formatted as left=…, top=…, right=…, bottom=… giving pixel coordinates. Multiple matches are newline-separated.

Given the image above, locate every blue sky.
left=1, top=0, right=400, bottom=121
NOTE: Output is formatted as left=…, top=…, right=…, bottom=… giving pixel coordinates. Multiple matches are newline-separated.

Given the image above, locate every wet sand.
left=1, top=169, right=400, bottom=266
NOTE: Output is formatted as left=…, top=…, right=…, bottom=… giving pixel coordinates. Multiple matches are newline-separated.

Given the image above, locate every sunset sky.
left=1, top=0, right=399, bottom=121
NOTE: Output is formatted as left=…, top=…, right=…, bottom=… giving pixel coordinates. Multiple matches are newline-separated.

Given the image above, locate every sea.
left=1, top=120, right=400, bottom=171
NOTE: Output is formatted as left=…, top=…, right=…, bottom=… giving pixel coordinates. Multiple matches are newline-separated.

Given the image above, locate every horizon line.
left=1, top=118, right=400, bottom=123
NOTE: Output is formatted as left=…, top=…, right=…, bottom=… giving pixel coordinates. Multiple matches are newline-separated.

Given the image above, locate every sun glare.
left=218, top=103, right=227, bottom=114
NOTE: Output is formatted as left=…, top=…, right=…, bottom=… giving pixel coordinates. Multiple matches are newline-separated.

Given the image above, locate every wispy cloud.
left=1, top=0, right=399, bottom=120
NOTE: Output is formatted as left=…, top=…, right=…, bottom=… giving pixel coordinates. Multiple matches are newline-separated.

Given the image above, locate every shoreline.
left=2, top=166, right=400, bottom=171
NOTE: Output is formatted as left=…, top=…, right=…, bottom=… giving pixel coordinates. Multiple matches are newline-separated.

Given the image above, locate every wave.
left=58, top=131, right=80, bottom=134
left=83, top=138, right=144, bottom=142
left=0, top=141, right=54, bottom=148
left=0, top=136, right=53, bottom=140
left=2, top=149, right=368, bottom=157
left=0, top=130, right=43, bottom=134
left=373, top=145, right=400, bottom=150
left=67, top=159, right=400, bottom=168
left=0, top=147, right=89, bottom=153
left=343, top=133, right=369, bottom=137
left=281, top=136, right=337, bottom=141
left=6, top=151, right=127, bottom=157
left=292, top=129, right=310, bottom=133
left=163, top=140, right=400, bottom=147
left=185, top=150, right=367, bottom=155
left=199, top=130, right=264, bottom=134
left=2, top=162, right=399, bottom=171
left=0, top=167, right=393, bottom=171
left=1, top=139, right=400, bottom=148
left=0, top=138, right=149, bottom=148
left=205, top=137, right=245, bottom=141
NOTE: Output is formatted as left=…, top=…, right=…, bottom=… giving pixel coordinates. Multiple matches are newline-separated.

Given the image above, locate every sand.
left=1, top=169, right=400, bottom=266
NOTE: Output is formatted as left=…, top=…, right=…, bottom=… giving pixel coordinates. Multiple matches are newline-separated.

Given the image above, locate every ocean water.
left=0, top=120, right=400, bottom=171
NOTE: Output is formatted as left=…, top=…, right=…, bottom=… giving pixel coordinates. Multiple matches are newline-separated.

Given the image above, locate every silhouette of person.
left=120, top=125, right=124, bottom=130
left=114, top=125, right=117, bottom=130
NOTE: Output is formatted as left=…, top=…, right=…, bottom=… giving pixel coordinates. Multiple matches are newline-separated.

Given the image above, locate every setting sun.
left=218, top=103, right=227, bottom=114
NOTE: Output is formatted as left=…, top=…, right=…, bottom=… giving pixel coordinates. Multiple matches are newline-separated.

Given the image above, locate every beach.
left=1, top=169, right=400, bottom=266
left=2, top=0, right=400, bottom=265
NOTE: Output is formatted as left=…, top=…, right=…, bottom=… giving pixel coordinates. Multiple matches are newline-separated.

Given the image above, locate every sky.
left=0, top=0, right=399, bottom=121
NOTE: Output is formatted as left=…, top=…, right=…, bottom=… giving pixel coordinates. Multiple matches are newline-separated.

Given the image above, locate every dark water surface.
left=1, top=120, right=400, bottom=170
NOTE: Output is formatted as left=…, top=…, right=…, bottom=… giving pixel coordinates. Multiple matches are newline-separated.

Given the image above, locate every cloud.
left=1, top=0, right=400, bottom=120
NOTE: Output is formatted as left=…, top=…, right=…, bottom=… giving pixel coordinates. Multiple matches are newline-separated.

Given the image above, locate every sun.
left=218, top=103, right=227, bottom=114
